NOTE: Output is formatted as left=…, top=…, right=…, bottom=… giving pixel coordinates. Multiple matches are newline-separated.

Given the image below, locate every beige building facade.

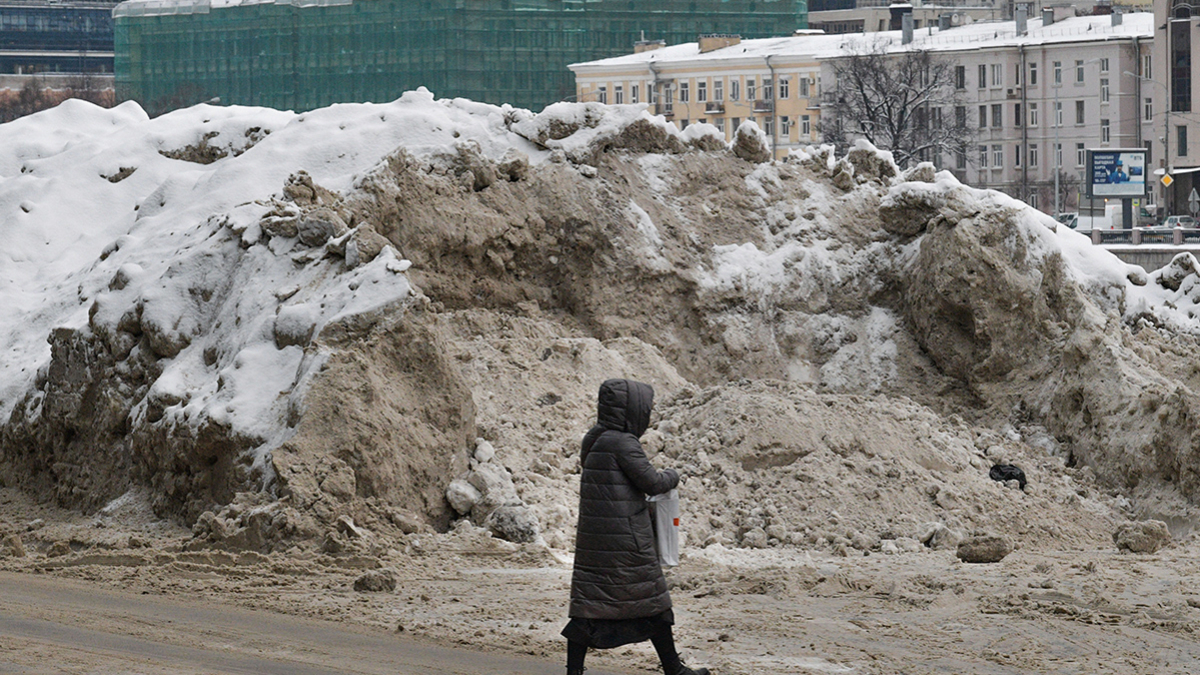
left=572, top=12, right=1154, bottom=216
left=569, top=33, right=842, bottom=160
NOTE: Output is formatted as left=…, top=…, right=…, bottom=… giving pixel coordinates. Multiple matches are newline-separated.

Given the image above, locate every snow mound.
left=4, top=95, right=1200, bottom=554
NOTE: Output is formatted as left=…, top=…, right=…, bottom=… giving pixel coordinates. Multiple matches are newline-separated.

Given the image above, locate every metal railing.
left=1090, top=227, right=1200, bottom=246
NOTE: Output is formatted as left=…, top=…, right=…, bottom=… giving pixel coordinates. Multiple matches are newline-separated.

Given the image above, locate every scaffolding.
left=114, top=0, right=808, bottom=114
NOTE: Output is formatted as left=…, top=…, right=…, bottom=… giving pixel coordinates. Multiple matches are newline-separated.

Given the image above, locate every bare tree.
left=821, top=38, right=974, bottom=169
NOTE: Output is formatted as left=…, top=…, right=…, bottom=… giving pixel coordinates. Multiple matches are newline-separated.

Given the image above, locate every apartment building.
left=822, top=10, right=1154, bottom=213
left=570, top=33, right=845, bottom=160
left=1153, top=0, right=1200, bottom=218
left=573, top=12, right=1154, bottom=214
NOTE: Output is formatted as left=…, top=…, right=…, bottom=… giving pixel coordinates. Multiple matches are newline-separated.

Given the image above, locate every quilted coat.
left=568, top=378, right=680, bottom=620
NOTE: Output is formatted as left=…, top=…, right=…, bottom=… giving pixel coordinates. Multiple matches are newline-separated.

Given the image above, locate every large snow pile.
left=2, top=92, right=1199, bottom=554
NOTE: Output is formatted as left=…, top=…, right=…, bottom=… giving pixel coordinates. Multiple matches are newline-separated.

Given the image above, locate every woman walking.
left=562, top=378, right=709, bottom=675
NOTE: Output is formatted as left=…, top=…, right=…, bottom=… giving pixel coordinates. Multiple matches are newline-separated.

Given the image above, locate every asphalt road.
left=0, top=571, right=631, bottom=675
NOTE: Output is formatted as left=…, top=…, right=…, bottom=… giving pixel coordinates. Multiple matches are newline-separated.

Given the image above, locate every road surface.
left=0, top=571, right=631, bottom=675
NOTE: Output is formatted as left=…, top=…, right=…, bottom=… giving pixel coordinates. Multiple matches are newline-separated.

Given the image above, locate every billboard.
left=1087, top=149, right=1147, bottom=198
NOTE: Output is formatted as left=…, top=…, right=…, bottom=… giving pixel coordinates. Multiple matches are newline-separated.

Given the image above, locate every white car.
left=1162, top=215, right=1198, bottom=229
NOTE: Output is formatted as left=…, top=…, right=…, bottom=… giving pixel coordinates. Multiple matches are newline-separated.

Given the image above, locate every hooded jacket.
left=568, top=378, right=680, bottom=620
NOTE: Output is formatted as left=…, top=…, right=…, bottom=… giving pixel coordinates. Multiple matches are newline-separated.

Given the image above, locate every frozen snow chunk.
left=485, top=504, right=539, bottom=544
left=274, top=303, right=319, bottom=349
left=956, top=534, right=1013, bottom=563
left=446, top=478, right=481, bottom=516
left=732, top=120, right=770, bottom=164
left=473, top=438, right=496, bottom=463
left=297, top=207, right=348, bottom=247
left=1113, top=520, right=1171, bottom=554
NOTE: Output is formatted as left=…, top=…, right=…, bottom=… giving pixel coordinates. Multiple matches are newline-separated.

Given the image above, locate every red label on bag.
left=673, top=518, right=680, bottom=527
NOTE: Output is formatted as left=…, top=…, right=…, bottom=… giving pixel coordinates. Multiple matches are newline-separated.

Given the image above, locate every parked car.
left=1162, top=215, right=1198, bottom=229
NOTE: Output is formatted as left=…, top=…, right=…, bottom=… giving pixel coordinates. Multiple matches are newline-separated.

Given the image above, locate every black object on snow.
left=989, top=464, right=1027, bottom=490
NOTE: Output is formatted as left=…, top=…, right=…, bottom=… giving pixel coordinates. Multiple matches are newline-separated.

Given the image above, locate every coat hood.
left=596, top=378, right=654, bottom=437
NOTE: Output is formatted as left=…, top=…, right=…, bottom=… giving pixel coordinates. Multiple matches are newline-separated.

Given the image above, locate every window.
left=1028, top=192, right=1038, bottom=209
left=730, top=79, right=739, bottom=101
left=781, top=115, right=790, bottom=135
left=1179, top=125, right=1188, bottom=157
left=978, top=105, right=987, bottom=129
left=1029, top=102, right=1039, bottom=127
left=1014, top=144, right=1022, bottom=167
left=1101, top=118, right=1110, bottom=143
left=1055, top=142, right=1063, bottom=168
left=991, top=63, right=1003, bottom=87
left=680, top=119, right=689, bottom=129
left=679, top=82, right=689, bottom=102
left=714, top=79, right=723, bottom=101
left=1075, top=100, right=1084, bottom=125
left=1100, top=78, right=1109, bottom=103
left=1029, top=62, right=1038, bottom=86
left=992, top=144, right=1004, bottom=168
left=732, top=117, right=741, bottom=129
left=800, top=77, right=809, bottom=97
left=931, top=107, right=943, bottom=129
left=1076, top=142, right=1086, bottom=166
left=1029, top=143, right=1039, bottom=167
left=1014, top=103, right=1021, bottom=128
left=1143, top=53, right=1152, bottom=80
left=979, top=144, right=989, bottom=167
left=764, top=116, right=773, bottom=136
left=1145, top=97, right=1153, bottom=122
left=747, top=78, right=755, bottom=101
left=801, top=114, right=810, bottom=135
left=1100, top=57, right=1109, bottom=73
left=978, top=64, right=987, bottom=89
left=1172, top=20, right=1191, bottom=113
left=1055, top=101, right=1063, bottom=126
left=956, top=106, right=967, bottom=128
left=598, top=86, right=607, bottom=104
left=956, top=65, right=966, bottom=89
left=991, top=103, right=1002, bottom=128
left=698, top=118, right=706, bottom=125
left=615, top=85, right=623, bottom=104
left=632, top=84, right=639, bottom=103
left=1053, top=61, right=1062, bottom=85
left=1014, top=62, right=1022, bottom=86
left=1075, top=60, right=1084, bottom=83
left=697, top=81, right=707, bottom=102
left=956, top=150, right=967, bottom=169
left=779, top=78, right=789, bottom=99
left=715, top=118, right=725, bottom=133
left=764, top=78, right=774, bottom=100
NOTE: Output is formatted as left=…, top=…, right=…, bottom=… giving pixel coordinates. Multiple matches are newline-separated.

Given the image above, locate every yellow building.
left=569, top=33, right=843, bottom=160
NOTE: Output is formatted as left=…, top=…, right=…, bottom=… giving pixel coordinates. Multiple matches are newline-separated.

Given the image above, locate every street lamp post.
left=1124, top=71, right=1169, bottom=217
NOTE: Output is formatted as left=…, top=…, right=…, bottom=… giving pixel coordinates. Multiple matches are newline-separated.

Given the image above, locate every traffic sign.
left=1162, top=173, right=1174, bottom=187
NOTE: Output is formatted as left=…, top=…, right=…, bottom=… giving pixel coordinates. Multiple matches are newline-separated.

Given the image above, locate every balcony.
left=705, top=101, right=725, bottom=114
left=753, top=99, right=774, bottom=113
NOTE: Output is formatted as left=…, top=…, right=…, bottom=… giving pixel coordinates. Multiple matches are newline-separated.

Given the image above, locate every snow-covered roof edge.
left=569, top=12, right=1155, bottom=72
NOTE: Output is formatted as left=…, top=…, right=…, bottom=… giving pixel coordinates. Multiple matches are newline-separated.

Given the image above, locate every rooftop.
left=569, top=12, right=1154, bottom=71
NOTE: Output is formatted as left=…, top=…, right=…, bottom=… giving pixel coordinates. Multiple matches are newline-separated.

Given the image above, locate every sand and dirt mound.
left=2, top=97, right=1200, bottom=553
left=8, top=96, right=1200, bottom=673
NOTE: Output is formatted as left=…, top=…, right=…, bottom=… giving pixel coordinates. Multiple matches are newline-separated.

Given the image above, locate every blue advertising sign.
left=1089, top=149, right=1147, bottom=198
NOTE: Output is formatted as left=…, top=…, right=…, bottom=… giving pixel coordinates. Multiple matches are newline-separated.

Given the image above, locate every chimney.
left=902, top=12, right=913, bottom=44
left=634, top=39, right=666, bottom=53
left=1042, top=7, right=1054, bottom=25
left=698, top=34, right=741, bottom=53
left=1112, top=9, right=1123, bottom=26
left=938, top=12, right=951, bottom=30
left=1015, top=6, right=1027, bottom=35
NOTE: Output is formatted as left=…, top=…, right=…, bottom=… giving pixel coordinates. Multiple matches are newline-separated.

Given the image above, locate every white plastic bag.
left=646, top=489, right=680, bottom=567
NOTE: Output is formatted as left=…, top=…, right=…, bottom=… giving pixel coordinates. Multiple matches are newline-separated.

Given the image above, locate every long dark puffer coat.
left=568, top=378, right=680, bottom=620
